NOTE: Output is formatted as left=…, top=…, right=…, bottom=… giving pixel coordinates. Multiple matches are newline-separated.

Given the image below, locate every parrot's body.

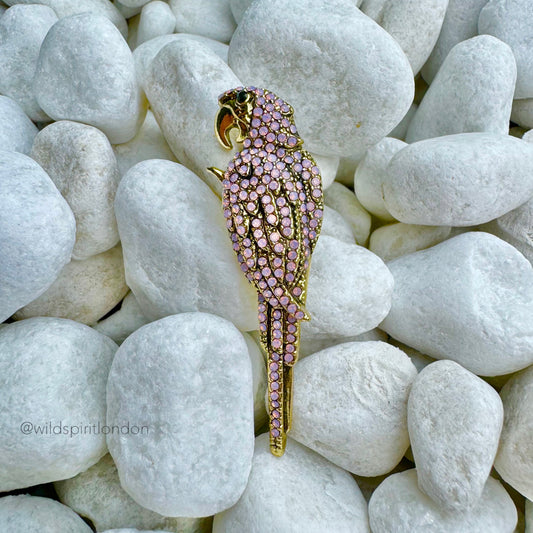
left=209, top=86, right=323, bottom=456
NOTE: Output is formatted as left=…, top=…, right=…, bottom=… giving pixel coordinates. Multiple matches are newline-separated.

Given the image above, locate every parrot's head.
left=214, top=86, right=301, bottom=150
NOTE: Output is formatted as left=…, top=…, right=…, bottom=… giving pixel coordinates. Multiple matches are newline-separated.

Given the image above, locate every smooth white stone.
left=35, top=13, right=145, bottom=144
left=14, top=243, right=128, bottom=325
left=213, top=434, right=370, bottom=533
left=360, top=0, right=448, bottom=75
left=0, top=150, right=75, bottom=322
left=31, top=120, right=120, bottom=259
left=144, top=39, right=239, bottom=194
left=369, top=470, right=517, bottom=533
left=381, top=232, right=533, bottom=376
left=479, top=0, right=533, bottom=99
left=495, top=366, right=533, bottom=500
left=369, top=223, right=451, bottom=262
left=383, top=133, right=533, bottom=226
left=312, top=152, right=339, bottom=190
left=392, top=340, right=436, bottom=372
left=0, top=95, right=37, bottom=154
left=353, top=137, right=405, bottom=222
left=321, top=206, right=356, bottom=244
left=408, top=360, right=504, bottom=511
left=113, top=0, right=143, bottom=19
left=115, top=160, right=257, bottom=331
left=94, top=292, right=151, bottom=345
left=107, top=312, right=254, bottom=517
left=511, top=98, right=533, bottom=129
left=421, top=0, right=488, bottom=84
left=228, top=0, right=414, bottom=158
left=302, top=235, right=394, bottom=344
left=134, top=34, right=228, bottom=90
left=0, top=318, right=117, bottom=490
left=334, top=158, right=358, bottom=187
left=389, top=103, right=417, bottom=141
left=169, top=0, right=235, bottom=43
left=126, top=12, right=139, bottom=49
left=102, top=530, right=174, bottom=533
left=3, top=0, right=128, bottom=37
left=407, top=35, right=516, bottom=142
left=118, top=0, right=150, bottom=8
left=0, top=5, right=57, bottom=121
left=113, top=110, right=177, bottom=177
left=324, top=182, right=372, bottom=246
left=0, top=495, right=92, bottom=533
left=482, top=198, right=533, bottom=266
left=229, top=0, right=251, bottom=23
left=291, top=341, right=417, bottom=476
left=55, top=454, right=211, bottom=533
left=243, top=333, right=268, bottom=431
left=136, top=1, right=175, bottom=47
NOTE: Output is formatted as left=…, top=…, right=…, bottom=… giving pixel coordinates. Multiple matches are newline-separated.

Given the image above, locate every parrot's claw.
left=207, top=166, right=225, bottom=182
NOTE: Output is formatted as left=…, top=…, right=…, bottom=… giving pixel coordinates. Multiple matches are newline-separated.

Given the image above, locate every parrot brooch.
left=208, top=86, right=323, bottom=456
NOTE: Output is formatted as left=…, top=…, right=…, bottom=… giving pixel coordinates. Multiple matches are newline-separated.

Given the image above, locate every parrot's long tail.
left=259, top=296, right=301, bottom=456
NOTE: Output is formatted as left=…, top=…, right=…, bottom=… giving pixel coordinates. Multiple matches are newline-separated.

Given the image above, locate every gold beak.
left=215, top=105, right=236, bottom=150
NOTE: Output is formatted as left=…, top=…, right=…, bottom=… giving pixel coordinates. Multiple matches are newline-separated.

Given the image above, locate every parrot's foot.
left=207, top=166, right=225, bottom=182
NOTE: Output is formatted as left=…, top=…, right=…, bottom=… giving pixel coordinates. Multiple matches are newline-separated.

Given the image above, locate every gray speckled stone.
left=381, top=232, right=533, bottom=376
left=34, top=13, right=145, bottom=143
left=0, top=495, right=92, bottom=533
left=407, top=35, right=516, bottom=143
left=479, top=0, right=533, bottom=99
left=408, top=360, right=503, bottom=511
left=228, top=0, right=413, bottom=158
left=114, top=159, right=257, bottom=331
left=107, top=312, right=254, bottom=517
left=291, top=341, right=417, bottom=476
left=0, top=95, right=37, bottom=154
left=369, top=470, right=517, bottom=533
left=383, top=133, right=533, bottom=226
left=213, top=434, right=370, bottom=533
left=0, top=149, right=75, bottom=322
left=0, top=318, right=117, bottom=491
left=0, top=4, right=57, bottom=121
left=31, top=120, right=120, bottom=260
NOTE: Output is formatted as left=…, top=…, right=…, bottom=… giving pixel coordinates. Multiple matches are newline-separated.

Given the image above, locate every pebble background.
left=0, top=0, right=532, bottom=532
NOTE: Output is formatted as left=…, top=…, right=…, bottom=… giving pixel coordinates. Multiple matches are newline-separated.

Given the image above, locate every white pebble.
left=242, top=333, right=268, bottom=431
left=302, top=235, right=394, bottom=344
left=213, top=434, right=370, bottom=533
left=408, top=360, right=503, bottom=511
left=511, top=98, right=533, bottom=129
left=119, top=0, right=152, bottom=9
left=482, top=198, right=533, bottom=266
left=421, top=0, right=488, bottom=84
left=0, top=318, right=117, bottom=490
left=381, top=232, right=533, bottom=376
left=94, top=292, right=151, bottom=345
left=369, top=223, right=451, bottom=262
left=389, top=103, right=417, bottom=140
left=291, top=341, right=417, bottom=476
left=495, top=365, right=533, bottom=500
left=228, top=0, right=414, bottom=158
left=0, top=95, right=37, bottom=154
left=354, top=137, right=406, bottom=221
left=229, top=0, right=251, bottom=23
left=0, top=4, right=58, bottom=121
left=35, top=13, right=145, bottom=144
left=369, top=470, right=517, bottom=533
left=113, top=110, right=177, bottom=177
left=169, top=0, right=236, bottom=43
left=406, top=35, right=516, bottom=143
left=383, top=133, right=533, bottom=226
left=107, top=312, right=254, bottom=516
left=324, top=182, right=372, bottom=246
left=114, top=160, right=257, bottom=331
left=55, top=454, right=211, bottom=533
left=144, top=39, right=240, bottom=194
left=0, top=495, right=92, bottom=533
left=14, top=243, right=128, bottom=325
left=321, top=206, right=356, bottom=244
left=312, top=152, right=339, bottom=190
left=479, top=0, right=533, bottom=99
left=360, top=0, right=448, bottom=75
left=31, top=120, right=120, bottom=259
left=0, top=150, right=75, bottom=322
left=136, top=1, right=175, bottom=47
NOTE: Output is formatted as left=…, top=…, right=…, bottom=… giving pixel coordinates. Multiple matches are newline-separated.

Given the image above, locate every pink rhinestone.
left=284, top=353, right=294, bottom=363
left=271, top=428, right=280, bottom=437
left=287, top=303, right=297, bottom=314
left=258, top=238, right=267, bottom=248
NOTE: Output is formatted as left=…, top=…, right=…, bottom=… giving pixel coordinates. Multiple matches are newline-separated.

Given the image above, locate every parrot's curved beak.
left=215, top=105, right=238, bottom=150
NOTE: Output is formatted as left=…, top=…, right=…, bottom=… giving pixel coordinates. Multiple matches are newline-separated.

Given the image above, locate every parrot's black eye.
left=236, top=90, right=250, bottom=105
